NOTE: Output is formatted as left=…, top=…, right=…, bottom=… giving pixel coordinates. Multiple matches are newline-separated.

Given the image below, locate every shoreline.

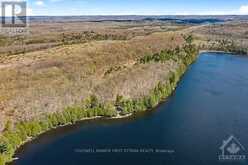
left=11, top=113, right=134, bottom=160
left=199, top=50, right=228, bottom=53
left=0, top=42, right=199, bottom=165
left=9, top=64, right=186, bottom=163
left=199, top=50, right=248, bottom=56
left=11, top=50, right=242, bottom=161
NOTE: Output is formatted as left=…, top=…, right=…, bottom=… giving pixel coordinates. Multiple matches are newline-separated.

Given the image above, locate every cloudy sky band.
left=1, top=0, right=248, bottom=16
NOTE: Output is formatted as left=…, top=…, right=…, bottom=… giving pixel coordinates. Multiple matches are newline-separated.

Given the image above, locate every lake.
left=12, top=52, right=248, bottom=165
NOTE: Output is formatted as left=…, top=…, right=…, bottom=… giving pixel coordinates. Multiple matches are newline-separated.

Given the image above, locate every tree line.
left=139, top=35, right=198, bottom=66
left=201, top=39, right=248, bottom=55
left=61, top=31, right=128, bottom=45
left=0, top=35, right=199, bottom=165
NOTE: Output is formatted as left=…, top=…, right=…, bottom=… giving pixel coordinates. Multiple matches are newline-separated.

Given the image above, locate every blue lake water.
left=12, top=52, right=248, bottom=165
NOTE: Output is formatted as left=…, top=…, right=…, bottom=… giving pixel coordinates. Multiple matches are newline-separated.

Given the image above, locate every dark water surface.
left=13, top=52, right=248, bottom=165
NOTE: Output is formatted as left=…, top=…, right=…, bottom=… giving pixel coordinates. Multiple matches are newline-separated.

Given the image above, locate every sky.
left=2, top=0, right=248, bottom=16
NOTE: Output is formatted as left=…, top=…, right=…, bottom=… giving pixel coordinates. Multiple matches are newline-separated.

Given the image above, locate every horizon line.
left=8, top=14, right=248, bottom=17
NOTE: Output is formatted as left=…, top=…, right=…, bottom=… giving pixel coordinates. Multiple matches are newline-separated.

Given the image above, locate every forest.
left=0, top=35, right=198, bottom=165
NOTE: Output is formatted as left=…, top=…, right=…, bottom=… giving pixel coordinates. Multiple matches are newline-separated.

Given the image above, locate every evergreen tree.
left=0, top=154, right=6, bottom=165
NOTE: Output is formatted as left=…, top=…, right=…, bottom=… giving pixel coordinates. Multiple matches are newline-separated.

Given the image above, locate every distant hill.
left=0, top=15, right=246, bottom=24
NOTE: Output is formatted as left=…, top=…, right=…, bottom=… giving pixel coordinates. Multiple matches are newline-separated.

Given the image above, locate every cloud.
left=167, top=5, right=248, bottom=15
left=50, top=0, right=64, bottom=2
left=239, top=5, right=248, bottom=14
left=35, top=0, right=44, bottom=6
left=1, top=1, right=248, bottom=16
left=27, top=7, right=33, bottom=16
